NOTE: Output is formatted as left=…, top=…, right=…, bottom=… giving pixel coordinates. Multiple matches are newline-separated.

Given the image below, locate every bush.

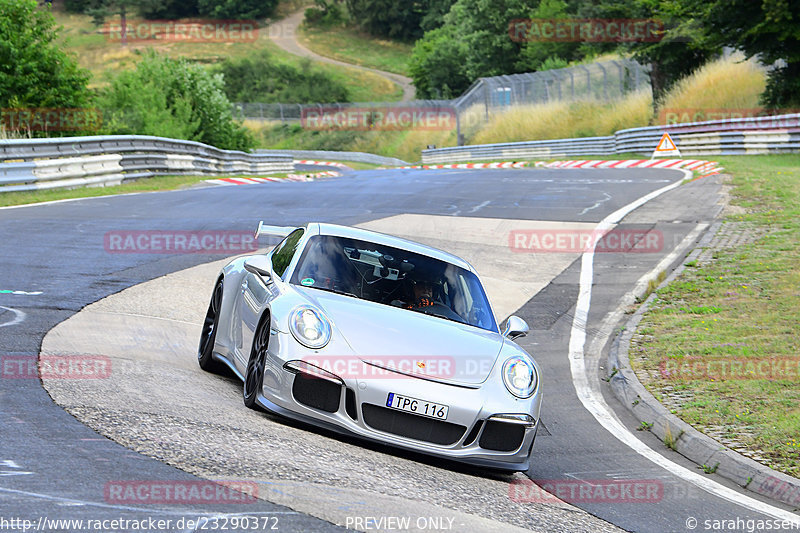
left=70, top=0, right=278, bottom=20
left=0, top=0, right=91, bottom=109
left=196, top=0, right=278, bottom=20
left=304, top=1, right=345, bottom=28
left=99, top=52, right=253, bottom=151
left=217, top=51, right=350, bottom=104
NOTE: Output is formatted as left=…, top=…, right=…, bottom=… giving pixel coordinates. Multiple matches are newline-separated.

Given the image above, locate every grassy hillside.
left=297, top=24, right=413, bottom=76
left=52, top=10, right=401, bottom=102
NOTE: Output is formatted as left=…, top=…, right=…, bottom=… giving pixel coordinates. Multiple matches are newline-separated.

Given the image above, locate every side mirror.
left=244, top=256, right=272, bottom=279
left=502, top=315, right=529, bottom=340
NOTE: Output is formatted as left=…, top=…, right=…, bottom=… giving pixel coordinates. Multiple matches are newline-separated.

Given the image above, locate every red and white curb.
left=391, top=158, right=720, bottom=178
left=205, top=171, right=342, bottom=186
left=294, top=160, right=352, bottom=170
left=205, top=158, right=721, bottom=186
left=396, top=162, right=528, bottom=169
left=535, top=159, right=722, bottom=178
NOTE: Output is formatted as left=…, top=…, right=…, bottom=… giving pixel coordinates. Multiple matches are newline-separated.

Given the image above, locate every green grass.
left=298, top=23, right=412, bottom=77
left=0, top=161, right=386, bottom=207
left=0, top=173, right=288, bottom=207
left=51, top=10, right=400, bottom=102
left=631, top=154, right=800, bottom=477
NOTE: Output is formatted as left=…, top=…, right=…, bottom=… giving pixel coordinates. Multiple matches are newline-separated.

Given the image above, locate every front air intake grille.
left=462, top=420, right=484, bottom=446
left=362, top=404, right=466, bottom=446
left=345, top=388, right=358, bottom=421
left=291, top=373, right=341, bottom=413
left=479, top=420, right=526, bottom=452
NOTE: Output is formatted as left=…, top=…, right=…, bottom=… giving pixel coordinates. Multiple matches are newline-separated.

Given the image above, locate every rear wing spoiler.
left=254, top=221, right=295, bottom=240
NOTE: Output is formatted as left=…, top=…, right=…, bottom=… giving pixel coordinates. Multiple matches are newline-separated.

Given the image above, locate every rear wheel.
left=244, top=313, right=270, bottom=410
left=198, top=279, right=224, bottom=373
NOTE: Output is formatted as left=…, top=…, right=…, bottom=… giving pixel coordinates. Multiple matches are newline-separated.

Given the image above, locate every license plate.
left=386, top=392, right=449, bottom=420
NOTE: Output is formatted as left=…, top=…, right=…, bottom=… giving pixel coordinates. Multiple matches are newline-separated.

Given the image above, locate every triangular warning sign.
left=652, top=132, right=681, bottom=158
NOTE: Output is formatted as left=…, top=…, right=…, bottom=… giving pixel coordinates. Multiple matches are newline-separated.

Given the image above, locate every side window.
left=271, top=229, right=304, bottom=279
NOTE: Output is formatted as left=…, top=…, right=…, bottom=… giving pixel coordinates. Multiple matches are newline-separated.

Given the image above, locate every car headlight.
left=289, top=306, right=331, bottom=349
left=502, top=356, right=538, bottom=398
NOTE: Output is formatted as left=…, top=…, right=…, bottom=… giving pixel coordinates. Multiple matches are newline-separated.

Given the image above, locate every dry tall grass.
left=467, top=54, right=768, bottom=144
left=657, top=53, right=767, bottom=123
left=0, top=125, right=32, bottom=141
left=470, top=89, right=653, bottom=144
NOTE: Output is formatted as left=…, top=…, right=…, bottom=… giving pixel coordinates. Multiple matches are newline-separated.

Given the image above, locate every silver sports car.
left=198, top=222, right=542, bottom=471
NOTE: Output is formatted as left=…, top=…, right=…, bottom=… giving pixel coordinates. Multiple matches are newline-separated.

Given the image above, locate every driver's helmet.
left=407, top=275, right=441, bottom=308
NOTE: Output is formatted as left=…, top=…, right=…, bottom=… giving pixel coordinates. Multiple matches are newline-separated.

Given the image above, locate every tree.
left=0, top=0, right=91, bottom=109
left=98, top=52, right=253, bottom=151
left=218, top=51, right=350, bottom=103
left=345, top=0, right=456, bottom=41
left=409, top=25, right=470, bottom=98
left=514, top=0, right=584, bottom=72
left=196, top=0, right=278, bottom=20
left=621, top=0, right=720, bottom=102
left=83, top=0, right=141, bottom=46
left=409, top=0, right=530, bottom=98
left=678, top=0, right=800, bottom=107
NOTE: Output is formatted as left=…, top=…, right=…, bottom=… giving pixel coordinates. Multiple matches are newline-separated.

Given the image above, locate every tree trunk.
left=120, top=6, right=127, bottom=47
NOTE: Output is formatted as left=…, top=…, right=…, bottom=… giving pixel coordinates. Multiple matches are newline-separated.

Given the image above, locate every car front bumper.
left=258, top=332, right=542, bottom=471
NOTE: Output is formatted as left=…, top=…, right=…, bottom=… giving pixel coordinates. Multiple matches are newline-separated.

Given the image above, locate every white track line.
left=568, top=169, right=800, bottom=523
left=0, top=306, right=26, bottom=328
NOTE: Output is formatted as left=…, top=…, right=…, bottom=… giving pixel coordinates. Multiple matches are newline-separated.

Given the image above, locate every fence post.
left=579, top=65, right=591, bottom=99
left=569, top=70, right=575, bottom=99
left=456, top=110, right=463, bottom=146
left=597, top=62, right=608, bottom=100
left=484, top=79, right=490, bottom=122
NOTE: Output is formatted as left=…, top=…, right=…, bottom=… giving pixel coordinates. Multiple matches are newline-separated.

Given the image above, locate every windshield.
left=289, top=235, right=497, bottom=332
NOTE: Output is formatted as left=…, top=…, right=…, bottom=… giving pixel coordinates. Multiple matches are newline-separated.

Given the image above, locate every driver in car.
left=406, top=278, right=436, bottom=310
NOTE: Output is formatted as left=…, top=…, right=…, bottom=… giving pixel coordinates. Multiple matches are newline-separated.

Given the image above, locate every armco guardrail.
left=0, top=135, right=293, bottom=192
left=422, top=113, right=800, bottom=163
left=256, top=149, right=409, bottom=167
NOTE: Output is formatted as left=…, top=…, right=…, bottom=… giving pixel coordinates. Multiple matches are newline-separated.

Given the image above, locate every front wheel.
left=198, top=279, right=224, bottom=373
left=243, top=313, right=270, bottom=410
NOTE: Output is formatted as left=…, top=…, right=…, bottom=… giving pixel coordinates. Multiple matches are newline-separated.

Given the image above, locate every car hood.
left=295, top=287, right=503, bottom=385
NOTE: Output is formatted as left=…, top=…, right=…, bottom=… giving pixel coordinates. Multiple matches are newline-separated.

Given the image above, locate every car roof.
left=306, top=222, right=475, bottom=272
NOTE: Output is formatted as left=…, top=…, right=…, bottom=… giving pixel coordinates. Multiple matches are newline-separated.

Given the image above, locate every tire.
left=198, top=279, right=224, bottom=373
left=243, top=312, right=270, bottom=410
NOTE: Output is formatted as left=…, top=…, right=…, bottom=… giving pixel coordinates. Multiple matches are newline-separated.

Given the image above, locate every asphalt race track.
left=1, top=167, right=798, bottom=532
